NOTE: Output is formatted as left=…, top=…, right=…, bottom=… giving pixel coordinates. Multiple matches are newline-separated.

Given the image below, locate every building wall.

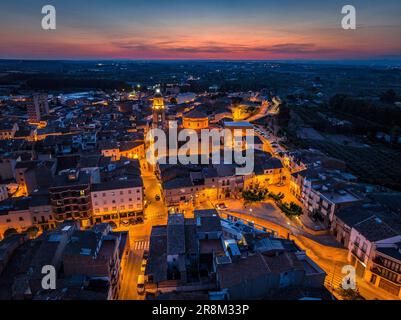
left=163, top=175, right=245, bottom=209
left=182, top=117, right=209, bottom=130
left=0, top=209, right=33, bottom=240
left=101, top=149, right=120, bottom=161
left=0, top=123, right=18, bottom=140
left=91, top=186, right=144, bottom=223
left=50, top=185, right=92, bottom=227
left=348, top=228, right=372, bottom=270
left=331, top=217, right=352, bottom=248
left=120, top=144, right=145, bottom=159
left=244, top=169, right=283, bottom=189
left=30, top=204, right=55, bottom=232
left=364, top=246, right=401, bottom=298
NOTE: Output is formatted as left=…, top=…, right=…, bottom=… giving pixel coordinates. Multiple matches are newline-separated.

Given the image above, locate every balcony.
left=371, top=266, right=401, bottom=285
left=372, top=256, right=401, bottom=275
left=351, top=247, right=366, bottom=262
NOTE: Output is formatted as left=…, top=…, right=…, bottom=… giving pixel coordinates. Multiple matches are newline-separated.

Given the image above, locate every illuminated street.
left=118, top=170, right=167, bottom=300
left=213, top=206, right=398, bottom=300
left=1, top=3, right=401, bottom=304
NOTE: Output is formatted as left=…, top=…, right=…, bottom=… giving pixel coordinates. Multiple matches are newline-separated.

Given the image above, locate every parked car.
left=137, top=275, right=145, bottom=294
left=140, top=259, right=147, bottom=272
left=216, top=203, right=228, bottom=210
left=143, top=250, right=149, bottom=260
left=155, top=194, right=161, bottom=201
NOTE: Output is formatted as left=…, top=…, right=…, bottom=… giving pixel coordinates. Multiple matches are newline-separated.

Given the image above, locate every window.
left=19, top=217, right=24, bottom=221
left=120, top=191, right=124, bottom=195
left=94, top=194, right=98, bottom=198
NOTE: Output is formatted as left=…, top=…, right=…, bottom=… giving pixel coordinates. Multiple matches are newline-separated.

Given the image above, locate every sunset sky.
left=0, top=0, right=401, bottom=60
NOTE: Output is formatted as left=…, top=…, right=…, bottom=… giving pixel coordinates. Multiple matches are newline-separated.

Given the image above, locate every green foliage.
left=277, top=201, right=303, bottom=217
left=307, top=139, right=401, bottom=191
left=268, top=191, right=285, bottom=201
left=242, top=186, right=268, bottom=202
left=338, top=288, right=364, bottom=300
left=329, top=93, right=401, bottom=128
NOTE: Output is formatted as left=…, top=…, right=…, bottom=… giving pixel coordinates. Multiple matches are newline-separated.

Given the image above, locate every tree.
left=242, top=186, right=268, bottom=203
left=268, top=191, right=285, bottom=201
left=338, top=288, right=364, bottom=300
left=277, top=103, right=291, bottom=127
left=278, top=202, right=303, bottom=217
left=288, top=202, right=303, bottom=216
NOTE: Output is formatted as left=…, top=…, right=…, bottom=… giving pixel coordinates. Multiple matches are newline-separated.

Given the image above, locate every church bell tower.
left=152, top=88, right=166, bottom=130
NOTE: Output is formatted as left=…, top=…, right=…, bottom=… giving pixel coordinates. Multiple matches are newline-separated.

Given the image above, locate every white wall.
left=91, top=186, right=143, bottom=215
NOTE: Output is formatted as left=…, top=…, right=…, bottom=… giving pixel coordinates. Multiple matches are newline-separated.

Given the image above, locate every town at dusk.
left=0, top=0, right=401, bottom=314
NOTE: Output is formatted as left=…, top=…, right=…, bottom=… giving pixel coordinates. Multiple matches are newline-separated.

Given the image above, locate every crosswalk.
left=132, top=239, right=149, bottom=251
left=325, top=271, right=344, bottom=291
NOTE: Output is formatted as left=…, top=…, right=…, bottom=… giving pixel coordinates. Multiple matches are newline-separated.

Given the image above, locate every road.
left=210, top=202, right=397, bottom=300
left=117, top=157, right=396, bottom=300
left=246, top=101, right=269, bottom=122
left=118, top=171, right=167, bottom=300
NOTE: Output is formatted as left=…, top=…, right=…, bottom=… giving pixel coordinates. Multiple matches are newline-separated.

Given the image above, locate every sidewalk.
left=300, top=213, right=328, bottom=232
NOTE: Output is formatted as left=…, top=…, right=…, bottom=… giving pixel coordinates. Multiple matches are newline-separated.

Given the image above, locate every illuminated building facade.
left=152, top=89, right=166, bottom=130
left=182, top=110, right=209, bottom=130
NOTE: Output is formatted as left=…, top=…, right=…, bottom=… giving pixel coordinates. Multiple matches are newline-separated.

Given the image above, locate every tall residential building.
left=49, top=170, right=92, bottom=228
left=28, top=93, right=49, bottom=122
